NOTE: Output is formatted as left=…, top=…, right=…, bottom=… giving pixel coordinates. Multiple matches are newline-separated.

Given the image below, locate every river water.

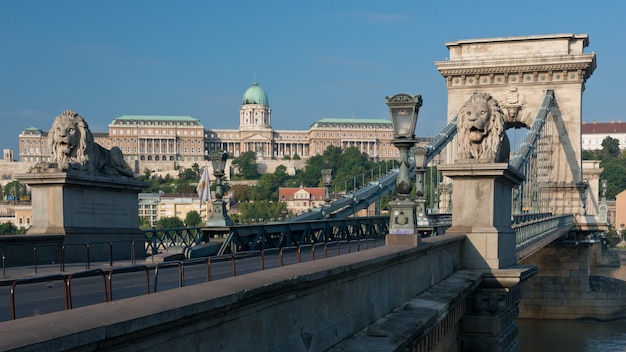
left=518, top=256, right=626, bottom=352
left=518, top=318, right=626, bottom=351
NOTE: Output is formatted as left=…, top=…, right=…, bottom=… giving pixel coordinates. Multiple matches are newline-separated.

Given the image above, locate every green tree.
left=239, top=201, right=288, bottom=222
left=191, top=163, right=200, bottom=177
left=296, top=154, right=327, bottom=187
left=601, top=136, right=621, bottom=160
left=232, top=151, right=259, bottom=179
left=0, top=222, right=18, bottom=235
left=582, top=149, right=600, bottom=160
left=3, top=180, right=27, bottom=202
left=179, top=167, right=197, bottom=181
left=155, top=216, right=184, bottom=229
left=600, top=158, right=626, bottom=199
left=184, top=210, right=202, bottom=227
left=253, top=173, right=277, bottom=200
left=139, top=217, right=152, bottom=230
left=231, top=184, right=254, bottom=202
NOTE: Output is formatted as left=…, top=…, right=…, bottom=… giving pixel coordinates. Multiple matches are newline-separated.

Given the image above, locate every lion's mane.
left=456, top=92, right=509, bottom=163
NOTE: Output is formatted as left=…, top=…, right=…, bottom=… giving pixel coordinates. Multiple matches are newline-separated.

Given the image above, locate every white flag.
left=196, top=167, right=211, bottom=203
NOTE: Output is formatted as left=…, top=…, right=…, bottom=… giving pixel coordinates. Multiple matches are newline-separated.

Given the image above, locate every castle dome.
left=242, top=81, right=269, bottom=106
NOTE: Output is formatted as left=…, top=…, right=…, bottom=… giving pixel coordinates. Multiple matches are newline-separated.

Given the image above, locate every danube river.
left=518, top=255, right=626, bottom=352
left=518, top=318, right=626, bottom=351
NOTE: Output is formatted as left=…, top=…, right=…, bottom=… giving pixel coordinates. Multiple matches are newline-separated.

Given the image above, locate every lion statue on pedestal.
left=47, top=110, right=133, bottom=177
left=456, top=92, right=510, bottom=163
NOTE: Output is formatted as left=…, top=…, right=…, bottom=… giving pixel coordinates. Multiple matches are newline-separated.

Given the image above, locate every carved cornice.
left=438, top=63, right=591, bottom=76
left=436, top=55, right=596, bottom=82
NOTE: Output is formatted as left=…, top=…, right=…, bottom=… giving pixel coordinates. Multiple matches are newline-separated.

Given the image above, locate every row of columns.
left=207, top=142, right=309, bottom=158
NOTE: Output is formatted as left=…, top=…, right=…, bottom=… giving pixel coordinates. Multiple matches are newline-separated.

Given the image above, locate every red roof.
left=279, top=187, right=325, bottom=200
left=582, top=121, right=626, bottom=134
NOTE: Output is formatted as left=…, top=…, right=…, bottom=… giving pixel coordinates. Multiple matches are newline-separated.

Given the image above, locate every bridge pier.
left=519, top=239, right=626, bottom=320
left=440, top=163, right=537, bottom=352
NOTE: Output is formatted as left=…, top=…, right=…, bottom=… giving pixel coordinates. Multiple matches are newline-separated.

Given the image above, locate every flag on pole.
left=196, top=167, right=211, bottom=203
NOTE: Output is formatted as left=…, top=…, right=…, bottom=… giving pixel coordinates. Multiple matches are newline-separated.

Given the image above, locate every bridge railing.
left=144, top=227, right=203, bottom=255
left=514, top=213, right=575, bottom=254
left=215, top=216, right=390, bottom=255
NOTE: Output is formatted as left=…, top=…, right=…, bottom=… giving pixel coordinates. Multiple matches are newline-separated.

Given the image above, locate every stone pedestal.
left=439, top=163, right=524, bottom=269
left=460, top=266, right=537, bottom=352
left=439, top=163, right=537, bottom=351
left=17, top=170, right=149, bottom=262
left=386, top=198, right=420, bottom=247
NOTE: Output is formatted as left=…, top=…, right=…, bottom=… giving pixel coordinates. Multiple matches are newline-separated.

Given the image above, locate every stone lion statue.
left=456, top=92, right=510, bottom=163
left=47, top=110, right=134, bottom=176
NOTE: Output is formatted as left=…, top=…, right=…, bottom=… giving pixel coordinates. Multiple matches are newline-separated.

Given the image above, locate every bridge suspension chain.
left=511, top=89, right=555, bottom=214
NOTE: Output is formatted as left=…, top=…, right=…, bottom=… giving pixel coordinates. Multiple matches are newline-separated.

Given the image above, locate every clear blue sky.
left=1, top=1, right=624, bottom=154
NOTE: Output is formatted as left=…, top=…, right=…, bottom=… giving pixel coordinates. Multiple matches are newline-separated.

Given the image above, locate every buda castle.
left=18, top=81, right=401, bottom=173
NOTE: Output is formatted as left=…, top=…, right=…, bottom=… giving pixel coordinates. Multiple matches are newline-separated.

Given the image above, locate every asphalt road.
left=0, top=240, right=380, bottom=322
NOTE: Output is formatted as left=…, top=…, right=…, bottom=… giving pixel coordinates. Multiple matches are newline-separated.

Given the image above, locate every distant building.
left=582, top=120, right=626, bottom=150
left=3, top=149, right=15, bottom=162
left=106, top=115, right=205, bottom=163
left=18, top=81, right=405, bottom=172
left=157, top=193, right=208, bottom=224
left=205, top=81, right=399, bottom=161
left=18, top=127, right=48, bottom=162
left=279, top=186, right=326, bottom=215
left=138, top=193, right=161, bottom=228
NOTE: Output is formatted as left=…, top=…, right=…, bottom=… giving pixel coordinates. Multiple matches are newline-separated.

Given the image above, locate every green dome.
left=242, top=81, right=269, bottom=106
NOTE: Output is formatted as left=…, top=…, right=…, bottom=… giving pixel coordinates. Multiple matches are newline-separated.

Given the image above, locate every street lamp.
left=599, top=179, right=609, bottom=225
left=413, top=146, right=429, bottom=227
left=322, top=169, right=333, bottom=205
left=207, top=151, right=233, bottom=227
left=386, top=94, right=423, bottom=243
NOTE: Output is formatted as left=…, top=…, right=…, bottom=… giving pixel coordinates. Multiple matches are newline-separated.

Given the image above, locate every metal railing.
left=514, top=214, right=575, bottom=260
left=145, top=227, right=203, bottom=255
left=7, top=238, right=377, bottom=319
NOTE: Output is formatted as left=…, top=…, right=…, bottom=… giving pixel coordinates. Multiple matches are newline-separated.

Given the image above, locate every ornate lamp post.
left=322, top=169, right=333, bottom=205
left=599, top=179, right=608, bottom=225
left=385, top=94, right=422, bottom=246
left=413, top=146, right=429, bottom=226
left=207, top=151, right=233, bottom=227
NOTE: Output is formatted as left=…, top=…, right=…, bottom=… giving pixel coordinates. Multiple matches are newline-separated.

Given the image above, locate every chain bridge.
left=0, top=34, right=614, bottom=352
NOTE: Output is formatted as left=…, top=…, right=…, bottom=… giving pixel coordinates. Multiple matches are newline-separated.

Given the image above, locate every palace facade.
left=18, top=81, right=399, bottom=171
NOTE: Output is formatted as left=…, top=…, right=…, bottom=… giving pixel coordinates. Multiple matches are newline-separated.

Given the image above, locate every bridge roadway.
left=0, top=212, right=572, bottom=351
left=0, top=232, right=492, bottom=351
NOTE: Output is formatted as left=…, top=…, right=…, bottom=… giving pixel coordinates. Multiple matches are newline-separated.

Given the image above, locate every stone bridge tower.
left=435, top=34, right=596, bottom=220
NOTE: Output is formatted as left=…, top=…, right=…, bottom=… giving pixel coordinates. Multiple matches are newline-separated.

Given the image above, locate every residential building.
left=582, top=120, right=626, bottom=150
left=138, top=193, right=161, bottom=228
left=157, top=193, right=208, bottom=224
left=279, top=187, right=326, bottom=215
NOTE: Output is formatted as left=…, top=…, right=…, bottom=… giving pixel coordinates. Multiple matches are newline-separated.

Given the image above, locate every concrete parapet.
left=328, top=270, right=482, bottom=352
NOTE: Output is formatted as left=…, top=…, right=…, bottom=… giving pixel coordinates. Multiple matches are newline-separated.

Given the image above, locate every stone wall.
left=519, top=240, right=626, bottom=320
